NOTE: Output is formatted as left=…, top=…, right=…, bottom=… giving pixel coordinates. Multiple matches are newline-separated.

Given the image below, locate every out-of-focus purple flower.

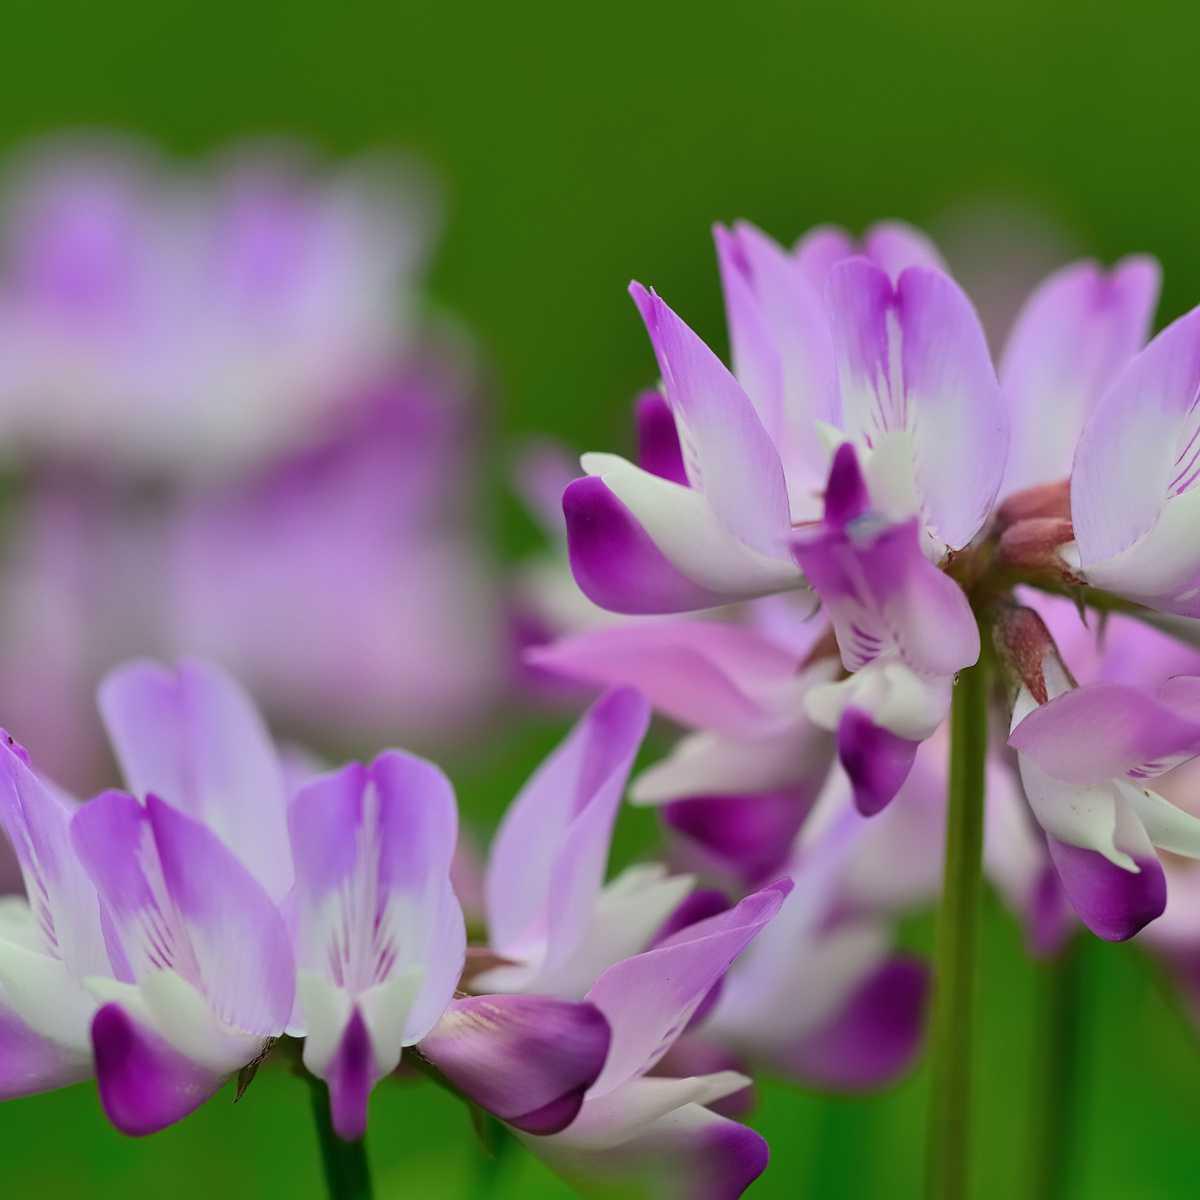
left=701, top=808, right=928, bottom=1092
left=288, top=752, right=465, bottom=1140
left=0, top=136, right=434, bottom=475
left=167, top=354, right=504, bottom=743
left=0, top=138, right=504, bottom=799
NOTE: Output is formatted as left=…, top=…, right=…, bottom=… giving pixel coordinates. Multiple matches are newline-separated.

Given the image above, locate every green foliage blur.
left=3, top=1, right=1200, bottom=1195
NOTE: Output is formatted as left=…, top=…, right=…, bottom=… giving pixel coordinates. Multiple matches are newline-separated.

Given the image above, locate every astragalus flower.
left=0, top=722, right=295, bottom=1134
left=0, top=734, right=110, bottom=1099
left=697, top=801, right=929, bottom=1092
left=474, top=687, right=695, bottom=997
left=0, top=656, right=299, bottom=1130
left=423, top=678, right=791, bottom=1196
left=792, top=443, right=979, bottom=813
left=564, top=222, right=1005, bottom=615
left=0, top=136, right=432, bottom=474
left=0, top=138, right=503, bottom=794
left=1068, top=305, right=1200, bottom=616
left=1003, top=611, right=1200, bottom=941
left=287, top=752, right=466, bottom=1139
left=513, top=883, right=788, bottom=1200
left=0, top=654, right=620, bottom=1148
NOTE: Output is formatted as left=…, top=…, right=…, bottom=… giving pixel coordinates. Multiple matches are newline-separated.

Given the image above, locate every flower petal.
left=0, top=931, right=98, bottom=1052
left=476, top=864, right=695, bottom=1000
left=0, top=996, right=91, bottom=1098
left=485, top=689, right=649, bottom=973
left=792, top=450, right=980, bottom=676
left=326, top=1006, right=372, bottom=1141
left=563, top=471, right=799, bottom=615
left=98, top=658, right=291, bottom=899
left=1008, top=682, right=1200, bottom=785
left=636, top=390, right=688, bottom=486
left=527, top=621, right=804, bottom=738
left=91, top=1002, right=227, bottom=1136
left=1071, top=304, right=1200, bottom=612
left=1045, top=836, right=1165, bottom=942
left=289, top=751, right=464, bottom=1041
left=524, top=1075, right=768, bottom=1200
left=71, top=791, right=294, bottom=1036
left=418, top=994, right=611, bottom=1135
left=775, top=956, right=928, bottom=1089
left=837, top=709, right=921, bottom=817
left=585, top=881, right=790, bottom=1097
left=862, top=221, right=948, bottom=281
left=629, top=284, right=791, bottom=555
left=0, top=736, right=108, bottom=975
left=714, top=222, right=838, bottom=510
left=999, top=257, right=1159, bottom=495
left=631, top=697, right=836, bottom=806
left=794, top=225, right=856, bottom=289
left=663, top=790, right=818, bottom=887
left=826, top=261, right=1005, bottom=549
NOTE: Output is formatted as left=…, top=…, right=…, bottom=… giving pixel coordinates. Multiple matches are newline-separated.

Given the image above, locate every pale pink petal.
left=1000, top=257, right=1159, bottom=494
left=629, top=284, right=791, bottom=554
left=485, top=689, right=649, bottom=972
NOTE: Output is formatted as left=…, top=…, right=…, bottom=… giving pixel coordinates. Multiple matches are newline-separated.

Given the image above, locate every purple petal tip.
left=327, top=1007, right=373, bottom=1142
left=837, top=709, right=919, bottom=816
left=92, top=1004, right=222, bottom=1137
left=1047, top=840, right=1166, bottom=942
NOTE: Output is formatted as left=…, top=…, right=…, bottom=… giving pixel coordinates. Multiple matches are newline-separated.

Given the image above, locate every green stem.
left=1029, top=941, right=1081, bottom=1200
left=473, top=1113, right=516, bottom=1199
left=307, top=1077, right=374, bottom=1200
left=925, top=653, right=989, bottom=1200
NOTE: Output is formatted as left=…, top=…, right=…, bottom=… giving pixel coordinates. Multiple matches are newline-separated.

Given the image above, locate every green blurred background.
left=5, top=0, right=1200, bottom=1195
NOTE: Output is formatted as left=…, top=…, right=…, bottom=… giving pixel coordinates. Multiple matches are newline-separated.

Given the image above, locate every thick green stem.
left=925, top=654, right=989, bottom=1200
left=307, top=1077, right=374, bottom=1200
left=1029, top=941, right=1081, bottom=1200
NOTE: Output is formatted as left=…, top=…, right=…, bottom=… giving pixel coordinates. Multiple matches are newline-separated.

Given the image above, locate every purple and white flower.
left=564, top=222, right=1004, bottom=615
left=1005, top=618, right=1200, bottom=941
left=288, top=752, right=466, bottom=1139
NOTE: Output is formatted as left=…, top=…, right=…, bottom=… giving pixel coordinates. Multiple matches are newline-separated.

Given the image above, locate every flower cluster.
left=8, top=138, right=1200, bottom=1199
left=0, top=661, right=809, bottom=1197
left=537, top=217, right=1200, bottom=947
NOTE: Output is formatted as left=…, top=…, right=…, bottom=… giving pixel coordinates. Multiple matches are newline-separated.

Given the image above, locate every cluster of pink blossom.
left=5, top=132, right=1200, bottom=1200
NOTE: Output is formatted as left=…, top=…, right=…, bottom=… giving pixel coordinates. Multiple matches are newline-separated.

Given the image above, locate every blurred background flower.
left=0, top=137, right=507, bottom=819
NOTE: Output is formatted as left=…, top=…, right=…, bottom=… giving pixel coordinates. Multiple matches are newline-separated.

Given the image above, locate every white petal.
left=1122, top=781, right=1200, bottom=859
left=0, top=937, right=96, bottom=1050
left=475, top=865, right=695, bottom=1001
left=557, top=1072, right=753, bottom=1149
left=360, top=966, right=424, bottom=1068
left=582, top=453, right=804, bottom=601
left=298, top=971, right=353, bottom=1076
left=1016, top=750, right=1130, bottom=869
